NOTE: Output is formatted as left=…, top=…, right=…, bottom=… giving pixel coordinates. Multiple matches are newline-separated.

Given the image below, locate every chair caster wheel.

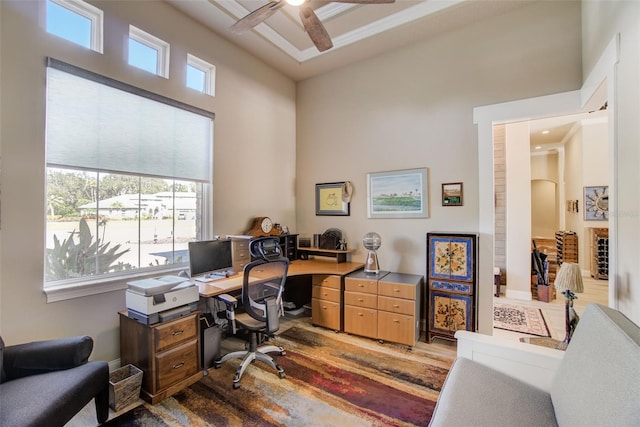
left=214, top=363, right=221, bottom=369
left=279, top=372, right=286, bottom=379
left=280, top=350, right=286, bottom=356
left=233, top=382, right=241, bottom=389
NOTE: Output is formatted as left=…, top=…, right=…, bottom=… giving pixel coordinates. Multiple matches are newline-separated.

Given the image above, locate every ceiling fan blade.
left=299, top=5, right=333, bottom=52
left=328, top=0, right=396, bottom=4
left=230, top=1, right=286, bottom=33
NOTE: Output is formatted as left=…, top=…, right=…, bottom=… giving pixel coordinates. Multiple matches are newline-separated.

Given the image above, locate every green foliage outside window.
left=46, top=217, right=132, bottom=281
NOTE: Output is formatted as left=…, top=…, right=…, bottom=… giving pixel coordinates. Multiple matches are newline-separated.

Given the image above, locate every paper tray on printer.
left=127, top=275, right=187, bottom=296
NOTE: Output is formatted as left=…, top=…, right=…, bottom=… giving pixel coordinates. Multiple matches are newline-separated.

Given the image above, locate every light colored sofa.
left=430, top=303, right=640, bottom=427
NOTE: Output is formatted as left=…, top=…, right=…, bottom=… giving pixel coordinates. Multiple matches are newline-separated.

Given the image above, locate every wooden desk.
left=196, top=259, right=364, bottom=297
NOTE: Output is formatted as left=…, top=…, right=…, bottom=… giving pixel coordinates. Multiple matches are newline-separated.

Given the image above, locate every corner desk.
left=197, top=259, right=364, bottom=332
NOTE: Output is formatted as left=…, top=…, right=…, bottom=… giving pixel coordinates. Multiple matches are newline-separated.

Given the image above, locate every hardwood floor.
left=67, top=275, right=606, bottom=426
left=493, top=274, right=609, bottom=341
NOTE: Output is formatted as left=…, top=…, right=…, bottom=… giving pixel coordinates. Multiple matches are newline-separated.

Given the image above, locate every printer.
left=126, top=275, right=199, bottom=324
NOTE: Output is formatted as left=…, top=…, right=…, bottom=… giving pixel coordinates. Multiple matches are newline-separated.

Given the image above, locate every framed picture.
left=315, top=182, right=350, bottom=216
left=442, top=182, right=463, bottom=206
left=584, top=186, right=608, bottom=220
left=367, top=168, right=428, bottom=218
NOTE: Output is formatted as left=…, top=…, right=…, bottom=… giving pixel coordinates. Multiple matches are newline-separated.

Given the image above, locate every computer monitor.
left=188, top=239, right=233, bottom=278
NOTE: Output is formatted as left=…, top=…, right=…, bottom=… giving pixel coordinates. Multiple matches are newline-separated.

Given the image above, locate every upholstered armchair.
left=0, top=335, right=109, bottom=427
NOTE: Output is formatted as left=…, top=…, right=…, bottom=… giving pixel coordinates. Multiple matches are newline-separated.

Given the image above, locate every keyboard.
left=211, top=276, right=243, bottom=290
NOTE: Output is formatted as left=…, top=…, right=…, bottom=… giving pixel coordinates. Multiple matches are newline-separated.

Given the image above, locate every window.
left=45, top=59, right=214, bottom=299
left=128, top=25, right=170, bottom=78
left=187, top=54, right=216, bottom=96
left=46, top=0, right=103, bottom=53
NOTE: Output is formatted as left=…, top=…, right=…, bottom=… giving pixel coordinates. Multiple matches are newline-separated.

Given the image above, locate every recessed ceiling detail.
left=214, top=0, right=464, bottom=62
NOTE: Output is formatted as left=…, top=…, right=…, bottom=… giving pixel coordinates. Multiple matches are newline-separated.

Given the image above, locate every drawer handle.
left=358, top=298, right=364, bottom=302
left=323, top=293, right=328, bottom=296
left=393, top=304, right=400, bottom=308
left=393, top=319, right=400, bottom=323
left=358, top=284, right=364, bottom=287
left=394, top=289, right=400, bottom=293
left=172, top=330, right=185, bottom=336
left=173, top=362, right=185, bottom=370
left=358, top=313, right=364, bottom=317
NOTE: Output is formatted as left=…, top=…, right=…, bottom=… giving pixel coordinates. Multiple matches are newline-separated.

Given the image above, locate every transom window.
left=45, top=59, right=214, bottom=298
left=187, top=54, right=216, bottom=96
left=128, top=25, right=170, bottom=78
left=46, top=0, right=103, bottom=53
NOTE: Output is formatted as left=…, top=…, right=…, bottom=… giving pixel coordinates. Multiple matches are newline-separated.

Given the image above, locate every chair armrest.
left=3, top=336, right=93, bottom=380
left=454, top=330, right=565, bottom=392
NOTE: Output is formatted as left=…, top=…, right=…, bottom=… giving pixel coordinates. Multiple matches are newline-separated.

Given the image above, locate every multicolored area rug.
left=493, top=302, right=551, bottom=337
left=105, top=322, right=453, bottom=426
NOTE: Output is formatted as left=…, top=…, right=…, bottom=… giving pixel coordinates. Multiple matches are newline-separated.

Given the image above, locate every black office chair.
left=214, top=237, right=289, bottom=389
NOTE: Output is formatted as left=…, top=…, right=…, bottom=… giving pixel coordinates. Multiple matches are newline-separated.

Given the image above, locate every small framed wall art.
left=316, top=182, right=350, bottom=216
left=442, top=182, right=463, bottom=206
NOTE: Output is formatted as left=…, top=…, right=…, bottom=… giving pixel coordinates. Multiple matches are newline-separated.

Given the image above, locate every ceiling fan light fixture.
left=286, top=0, right=306, bottom=6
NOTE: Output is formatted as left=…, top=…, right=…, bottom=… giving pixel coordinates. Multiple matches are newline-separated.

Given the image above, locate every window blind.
left=46, top=58, right=214, bottom=182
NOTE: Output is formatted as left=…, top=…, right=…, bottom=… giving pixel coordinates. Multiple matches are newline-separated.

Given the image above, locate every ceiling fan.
left=230, top=0, right=396, bottom=52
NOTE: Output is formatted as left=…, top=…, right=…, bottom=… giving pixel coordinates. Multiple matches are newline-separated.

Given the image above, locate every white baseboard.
left=504, top=289, right=532, bottom=300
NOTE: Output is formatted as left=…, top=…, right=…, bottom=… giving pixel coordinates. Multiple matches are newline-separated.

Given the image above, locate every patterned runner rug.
left=493, top=302, right=551, bottom=337
left=105, top=321, right=453, bottom=426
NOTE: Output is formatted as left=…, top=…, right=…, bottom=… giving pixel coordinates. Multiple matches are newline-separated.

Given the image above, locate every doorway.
left=474, top=36, right=617, bottom=336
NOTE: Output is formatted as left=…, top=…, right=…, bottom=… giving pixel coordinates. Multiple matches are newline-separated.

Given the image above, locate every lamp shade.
left=554, top=262, right=584, bottom=293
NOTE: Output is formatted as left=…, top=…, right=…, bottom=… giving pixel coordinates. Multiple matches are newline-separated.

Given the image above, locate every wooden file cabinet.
left=377, top=273, right=422, bottom=347
left=311, top=274, right=342, bottom=331
left=344, top=271, right=383, bottom=340
left=345, top=271, right=422, bottom=347
left=119, top=311, right=203, bottom=404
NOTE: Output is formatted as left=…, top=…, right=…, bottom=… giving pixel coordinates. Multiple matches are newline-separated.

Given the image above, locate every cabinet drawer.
left=378, top=281, right=415, bottom=300
left=377, top=311, right=416, bottom=346
left=312, top=285, right=341, bottom=303
left=156, top=339, right=199, bottom=391
left=378, top=295, right=414, bottom=315
left=311, top=298, right=341, bottom=330
left=312, top=275, right=341, bottom=289
left=345, top=277, right=378, bottom=294
left=428, top=279, right=473, bottom=295
left=344, top=291, right=377, bottom=309
left=344, top=305, right=377, bottom=338
left=154, top=315, right=197, bottom=353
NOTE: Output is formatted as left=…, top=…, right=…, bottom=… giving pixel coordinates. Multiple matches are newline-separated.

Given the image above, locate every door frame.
left=473, top=35, right=619, bottom=335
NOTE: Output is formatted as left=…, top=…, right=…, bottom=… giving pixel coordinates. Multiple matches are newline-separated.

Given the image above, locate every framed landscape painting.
left=367, top=168, right=428, bottom=218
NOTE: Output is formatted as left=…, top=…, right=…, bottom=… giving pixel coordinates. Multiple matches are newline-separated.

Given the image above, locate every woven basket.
left=109, top=364, right=143, bottom=412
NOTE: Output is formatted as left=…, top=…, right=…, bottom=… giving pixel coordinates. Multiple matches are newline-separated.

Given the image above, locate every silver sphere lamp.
left=362, top=232, right=381, bottom=274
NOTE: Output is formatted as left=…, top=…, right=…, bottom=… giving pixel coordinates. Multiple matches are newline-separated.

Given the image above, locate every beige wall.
left=0, top=0, right=296, bottom=360
left=296, top=1, right=582, bottom=329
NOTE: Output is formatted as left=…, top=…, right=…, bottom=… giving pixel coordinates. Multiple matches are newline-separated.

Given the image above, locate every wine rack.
left=590, top=228, right=609, bottom=280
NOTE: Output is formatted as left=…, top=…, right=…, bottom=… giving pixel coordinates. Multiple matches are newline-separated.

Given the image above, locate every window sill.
left=44, top=266, right=187, bottom=303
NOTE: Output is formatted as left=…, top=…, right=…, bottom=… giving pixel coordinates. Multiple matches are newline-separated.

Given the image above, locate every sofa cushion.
left=551, top=304, right=640, bottom=427
left=429, top=357, right=558, bottom=427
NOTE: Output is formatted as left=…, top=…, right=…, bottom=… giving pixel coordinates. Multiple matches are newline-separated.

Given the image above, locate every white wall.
left=297, top=1, right=582, bottom=333
left=0, top=0, right=296, bottom=359
left=505, top=122, right=533, bottom=300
